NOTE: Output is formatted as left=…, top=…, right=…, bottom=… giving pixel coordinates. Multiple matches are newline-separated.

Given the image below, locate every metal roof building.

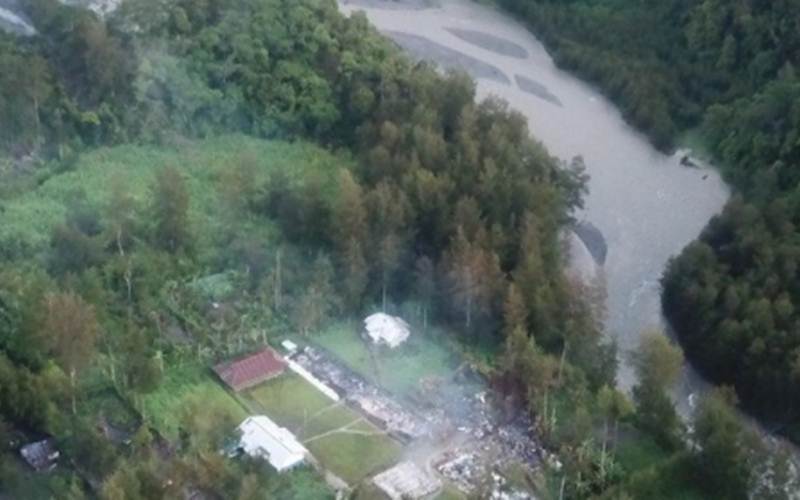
left=238, top=416, right=309, bottom=473
left=214, top=347, right=287, bottom=392
left=364, top=313, right=410, bottom=348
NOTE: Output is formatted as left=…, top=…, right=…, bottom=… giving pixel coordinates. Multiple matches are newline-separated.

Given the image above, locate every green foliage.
left=310, top=321, right=458, bottom=397
left=690, top=388, right=758, bottom=500
left=500, top=0, right=800, bottom=441
left=138, top=361, right=246, bottom=440
left=663, top=195, right=800, bottom=419
left=0, top=135, right=342, bottom=260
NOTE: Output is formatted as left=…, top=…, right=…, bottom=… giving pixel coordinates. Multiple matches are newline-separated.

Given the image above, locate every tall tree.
left=150, top=167, right=191, bottom=253
left=42, top=291, right=99, bottom=413
left=413, top=255, right=436, bottom=332
left=631, top=330, right=684, bottom=450
left=502, top=282, right=528, bottom=338
left=367, top=181, right=412, bottom=311
left=444, top=227, right=503, bottom=331
left=631, top=330, right=683, bottom=389
left=332, top=170, right=369, bottom=311
left=691, top=388, right=757, bottom=500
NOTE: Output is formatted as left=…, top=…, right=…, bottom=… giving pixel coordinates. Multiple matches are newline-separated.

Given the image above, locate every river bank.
left=339, top=0, right=728, bottom=410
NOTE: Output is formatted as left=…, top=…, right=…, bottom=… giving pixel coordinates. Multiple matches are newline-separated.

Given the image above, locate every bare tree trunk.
left=558, top=341, right=569, bottom=384
left=70, top=367, right=77, bottom=415
left=466, top=293, right=472, bottom=329
left=559, top=475, right=566, bottom=500
left=542, top=389, right=550, bottom=433
left=33, top=96, right=40, bottom=144
left=600, top=417, right=608, bottom=481
left=274, top=248, right=282, bottom=310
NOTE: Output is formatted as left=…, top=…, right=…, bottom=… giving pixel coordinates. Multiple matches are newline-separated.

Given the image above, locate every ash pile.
left=430, top=379, right=542, bottom=465
left=435, top=452, right=536, bottom=499
left=427, top=379, right=542, bottom=494
left=291, top=346, right=430, bottom=441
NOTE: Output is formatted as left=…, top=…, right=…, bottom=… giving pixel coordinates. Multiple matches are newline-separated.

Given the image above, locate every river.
left=338, top=0, right=730, bottom=416
left=0, top=0, right=742, bottom=426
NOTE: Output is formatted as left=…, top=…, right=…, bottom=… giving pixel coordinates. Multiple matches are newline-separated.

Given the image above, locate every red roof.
left=214, top=347, right=287, bottom=391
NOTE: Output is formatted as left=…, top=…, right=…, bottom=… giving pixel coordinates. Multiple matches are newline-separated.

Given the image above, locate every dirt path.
left=302, top=417, right=389, bottom=444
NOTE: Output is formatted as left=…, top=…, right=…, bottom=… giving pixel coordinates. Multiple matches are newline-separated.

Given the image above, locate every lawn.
left=312, top=320, right=458, bottom=397
left=305, top=428, right=402, bottom=485
left=140, top=361, right=247, bottom=440
left=246, top=374, right=356, bottom=439
left=245, top=373, right=403, bottom=485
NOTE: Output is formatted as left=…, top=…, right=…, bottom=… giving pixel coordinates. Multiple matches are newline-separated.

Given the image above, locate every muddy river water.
left=339, top=0, right=731, bottom=415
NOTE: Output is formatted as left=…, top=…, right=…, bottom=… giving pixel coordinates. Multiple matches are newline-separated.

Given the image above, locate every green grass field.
left=312, top=320, right=458, bottom=397
left=245, top=373, right=403, bottom=485
left=140, top=361, right=247, bottom=440
left=246, top=374, right=356, bottom=439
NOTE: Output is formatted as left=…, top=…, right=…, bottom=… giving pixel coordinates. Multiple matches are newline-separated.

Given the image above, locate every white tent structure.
left=238, top=416, right=308, bottom=472
left=364, top=313, right=410, bottom=348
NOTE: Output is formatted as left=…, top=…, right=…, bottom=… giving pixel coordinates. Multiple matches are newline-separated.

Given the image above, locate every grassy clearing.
left=245, top=373, right=403, bottom=485
left=0, top=134, right=346, bottom=260
left=140, top=361, right=246, bottom=440
left=312, top=320, right=458, bottom=397
left=246, top=374, right=355, bottom=438
left=306, top=430, right=402, bottom=485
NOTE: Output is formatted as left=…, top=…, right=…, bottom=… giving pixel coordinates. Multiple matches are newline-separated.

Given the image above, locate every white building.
left=364, top=313, right=410, bottom=348
left=238, top=416, right=308, bottom=472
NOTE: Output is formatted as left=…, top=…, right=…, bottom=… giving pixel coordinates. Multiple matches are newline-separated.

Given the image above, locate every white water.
left=339, top=0, right=730, bottom=415
left=0, top=6, right=35, bottom=35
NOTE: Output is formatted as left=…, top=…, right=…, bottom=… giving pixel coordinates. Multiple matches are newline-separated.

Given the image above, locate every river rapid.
left=339, top=0, right=731, bottom=415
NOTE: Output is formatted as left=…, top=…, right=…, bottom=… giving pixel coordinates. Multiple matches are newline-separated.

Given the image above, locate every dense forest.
left=0, top=0, right=796, bottom=498
left=0, top=0, right=604, bottom=497
left=498, top=0, right=800, bottom=438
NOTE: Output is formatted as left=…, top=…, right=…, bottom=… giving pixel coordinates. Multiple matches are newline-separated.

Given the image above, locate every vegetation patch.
left=246, top=373, right=355, bottom=438
left=140, top=361, right=246, bottom=440
left=0, top=135, right=344, bottom=261
left=312, top=320, right=458, bottom=397
left=305, top=428, right=402, bottom=485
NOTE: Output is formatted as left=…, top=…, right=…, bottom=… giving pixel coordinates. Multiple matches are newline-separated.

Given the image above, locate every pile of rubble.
left=291, top=347, right=430, bottom=441
left=435, top=451, right=482, bottom=492
left=290, top=343, right=542, bottom=496
left=435, top=451, right=536, bottom=499
left=373, top=461, right=442, bottom=499
left=431, top=381, right=541, bottom=466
